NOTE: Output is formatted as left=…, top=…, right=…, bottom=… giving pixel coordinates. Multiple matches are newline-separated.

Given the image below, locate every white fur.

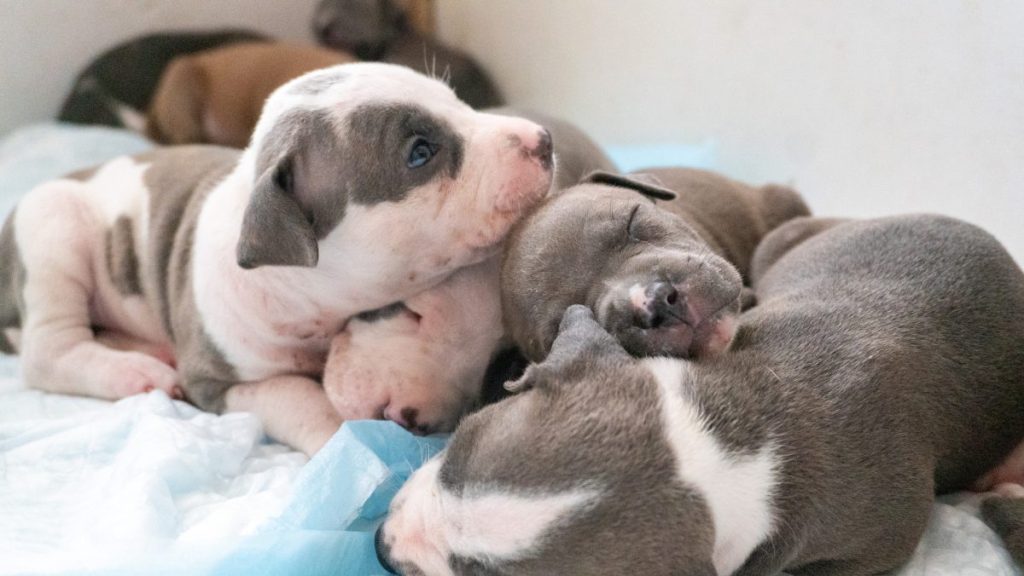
left=384, top=457, right=597, bottom=574
left=645, top=357, right=778, bottom=576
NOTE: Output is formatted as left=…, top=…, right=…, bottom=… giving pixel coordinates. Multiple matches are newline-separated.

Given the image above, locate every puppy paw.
left=102, top=352, right=182, bottom=400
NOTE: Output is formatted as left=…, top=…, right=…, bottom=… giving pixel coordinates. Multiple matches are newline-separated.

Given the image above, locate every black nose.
left=532, top=128, right=553, bottom=170
left=637, top=282, right=686, bottom=329
left=375, top=525, right=399, bottom=574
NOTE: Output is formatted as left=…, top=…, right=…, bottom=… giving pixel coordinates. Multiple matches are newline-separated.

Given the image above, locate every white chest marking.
left=645, top=357, right=777, bottom=576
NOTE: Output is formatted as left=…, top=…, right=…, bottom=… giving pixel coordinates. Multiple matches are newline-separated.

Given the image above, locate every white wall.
left=437, top=0, right=1024, bottom=264
left=0, top=1, right=1021, bottom=261
left=0, top=0, right=319, bottom=134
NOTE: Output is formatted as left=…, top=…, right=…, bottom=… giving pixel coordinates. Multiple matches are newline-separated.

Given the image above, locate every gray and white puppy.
left=378, top=215, right=1024, bottom=576
left=0, top=63, right=553, bottom=454
left=502, top=168, right=809, bottom=362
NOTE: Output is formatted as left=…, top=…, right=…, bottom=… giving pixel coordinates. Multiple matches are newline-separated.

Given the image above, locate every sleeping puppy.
left=502, top=168, right=810, bottom=362
left=322, top=109, right=615, bottom=432
left=147, top=42, right=357, bottom=147
left=377, top=215, right=1024, bottom=576
left=313, top=0, right=504, bottom=109
left=58, top=29, right=268, bottom=129
left=0, top=63, right=553, bottom=455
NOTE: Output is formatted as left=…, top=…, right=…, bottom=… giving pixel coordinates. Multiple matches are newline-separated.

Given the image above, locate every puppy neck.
left=643, top=357, right=779, bottom=576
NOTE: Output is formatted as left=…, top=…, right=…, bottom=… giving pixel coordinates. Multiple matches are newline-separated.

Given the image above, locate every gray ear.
left=582, top=170, right=677, bottom=201
left=236, top=162, right=319, bottom=269
left=505, top=305, right=629, bottom=393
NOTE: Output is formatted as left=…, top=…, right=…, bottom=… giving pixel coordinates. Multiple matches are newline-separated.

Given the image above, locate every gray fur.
left=400, top=215, right=1024, bottom=575
left=0, top=210, right=25, bottom=353
left=237, top=104, right=465, bottom=269
left=313, top=0, right=504, bottom=109
left=140, top=146, right=241, bottom=411
left=981, top=496, right=1024, bottom=566
left=502, top=168, right=809, bottom=362
left=105, top=215, right=143, bottom=296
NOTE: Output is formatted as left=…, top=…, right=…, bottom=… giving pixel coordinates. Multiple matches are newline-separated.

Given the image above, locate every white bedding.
left=0, top=351, right=1018, bottom=575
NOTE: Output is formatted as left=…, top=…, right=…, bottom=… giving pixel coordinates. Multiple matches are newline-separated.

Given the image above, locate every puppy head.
left=376, top=306, right=721, bottom=576
left=236, top=63, right=553, bottom=292
left=502, top=172, right=741, bottom=363
left=313, top=0, right=405, bottom=59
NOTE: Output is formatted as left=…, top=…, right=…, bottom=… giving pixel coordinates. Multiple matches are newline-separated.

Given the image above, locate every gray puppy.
left=378, top=215, right=1024, bottom=576
left=313, top=0, right=504, bottom=108
left=502, top=168, right=809, bottom=362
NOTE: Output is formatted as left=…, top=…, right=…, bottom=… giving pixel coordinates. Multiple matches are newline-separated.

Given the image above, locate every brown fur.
left=146, top=42, right=357, bottom=147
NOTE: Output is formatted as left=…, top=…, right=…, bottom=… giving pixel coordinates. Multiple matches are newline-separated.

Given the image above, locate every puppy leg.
left=16, top=183, right=180, bottom=400
left=980, top=488, right=1024, bottom=567
left=324, top=258, right=505, bottom=434
left=224, top=375, right=342, bottom=456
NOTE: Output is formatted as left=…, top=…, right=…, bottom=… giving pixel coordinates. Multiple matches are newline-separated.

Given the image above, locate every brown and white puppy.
left=313, top=0, right=504, bottom=109
left=147, top=42, right=358, bottom=147
left=0, top=63, right=553, bottom=454
left=502, top=168, right=810, bottom=362
left=322, top=109, right=615, bottom=432
left=378, top=215, right=1024, bottom=576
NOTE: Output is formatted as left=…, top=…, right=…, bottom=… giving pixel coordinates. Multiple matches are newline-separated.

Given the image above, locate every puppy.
left=0, top=63, right=553, bottom=455
left=378, top=215, right=1024, bottom=576
left=313, top=0, right=504, bottom=109
left=147, top=42, right=357, bottom=147
left=502, top=168, right=810, bottom=362
left=58, top=29, right=267, bottom=130
left=322, top=109, right=615, bottom=432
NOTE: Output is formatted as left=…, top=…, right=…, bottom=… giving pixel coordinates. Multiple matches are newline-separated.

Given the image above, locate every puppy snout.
left=384, top=405, right=432, bottom=435
left=636, top=281, right=687, bottom=329
left=375, top=525, right=399, bottom=574
left=531, top=128, right=553, bottom=170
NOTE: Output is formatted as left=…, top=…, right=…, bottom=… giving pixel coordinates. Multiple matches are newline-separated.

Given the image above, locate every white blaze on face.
left=384, top=458, right=598, bottom=575
left=644, top=357, right=778, bottom=576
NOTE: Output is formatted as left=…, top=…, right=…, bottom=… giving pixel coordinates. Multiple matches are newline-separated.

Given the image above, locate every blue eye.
left=407, top=138, right=437, bottom=169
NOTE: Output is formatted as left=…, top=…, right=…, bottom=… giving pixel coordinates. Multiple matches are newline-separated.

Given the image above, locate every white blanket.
left=0, top=351, right=1018, bottom=575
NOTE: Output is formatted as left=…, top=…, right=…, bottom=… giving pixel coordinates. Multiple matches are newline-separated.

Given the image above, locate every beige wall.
left=437, top=0, right=1024, bottom=263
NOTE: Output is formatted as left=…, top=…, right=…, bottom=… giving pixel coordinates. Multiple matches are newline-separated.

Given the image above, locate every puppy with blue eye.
left=378, top=215, right=1024, bottom=576
left=0, top=63, right=554, bottom=454
left=502, top=168, right=810, bottom=363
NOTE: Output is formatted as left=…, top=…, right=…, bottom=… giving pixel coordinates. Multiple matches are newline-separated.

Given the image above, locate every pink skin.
left=974, top=439, right=1024, bottom=493
left=94, top=329, right=185, bottom=399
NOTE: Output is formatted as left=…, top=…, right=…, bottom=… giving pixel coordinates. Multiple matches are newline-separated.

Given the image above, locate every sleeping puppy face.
left=236, top=63, right=553, bottom=295
left=376, top=306, right=725, bottom=576
left=503, top=172, right=741, bottom=363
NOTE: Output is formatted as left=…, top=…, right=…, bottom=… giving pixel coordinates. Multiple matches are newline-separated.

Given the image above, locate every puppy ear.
left=236, top=160, right=319, bottom=269
left=546, top=305, right=629, bottom=369
left=581, top=170, right=677, bottom=201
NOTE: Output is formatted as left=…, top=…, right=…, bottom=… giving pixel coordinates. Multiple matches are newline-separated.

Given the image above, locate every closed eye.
left=626, top=204, right=642, bottom=241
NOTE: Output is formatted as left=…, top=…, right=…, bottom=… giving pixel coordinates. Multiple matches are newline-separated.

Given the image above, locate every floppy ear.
left=236, top=160, right=319, bottom=269
left=581, top=170, right=678, bottom=201
left=505, top=305, right=629, bottom=393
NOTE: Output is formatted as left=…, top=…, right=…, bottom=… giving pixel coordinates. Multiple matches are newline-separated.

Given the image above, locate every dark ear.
left=505, top=305, right=629, bottom=393
left=581, top=170, right=677, bottom=201
left=236, top=160, right=318, bottom=269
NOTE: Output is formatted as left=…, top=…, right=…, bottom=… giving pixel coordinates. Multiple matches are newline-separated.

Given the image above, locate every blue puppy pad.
left=0, top=122, right=153, bottom=218
left=69, top=421, right=446, bottom=576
